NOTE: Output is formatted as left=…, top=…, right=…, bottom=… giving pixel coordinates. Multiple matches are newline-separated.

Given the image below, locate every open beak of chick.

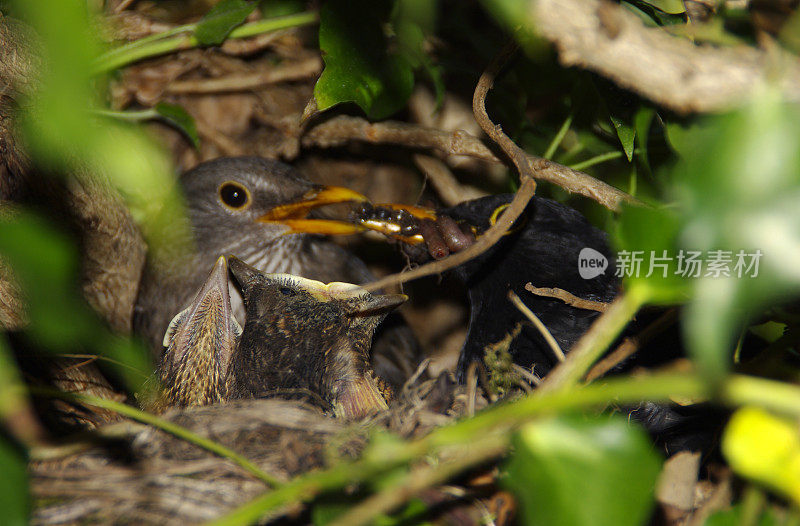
left=257, top=185, right=371, bottom=236
left=161, top=256, right=242, bottom=407
left=227, top=255, right=406, bottom=420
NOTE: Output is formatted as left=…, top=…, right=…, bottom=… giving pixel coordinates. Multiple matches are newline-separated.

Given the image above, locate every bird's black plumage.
left=133, top=156, right=420, bottom=387
left=355, top=194, right=619, bottom=381
left=438, top=195, right=618, bottom=379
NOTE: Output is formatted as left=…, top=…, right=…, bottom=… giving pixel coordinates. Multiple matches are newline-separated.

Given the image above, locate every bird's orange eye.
left=218, top=182, right=251, bottom=210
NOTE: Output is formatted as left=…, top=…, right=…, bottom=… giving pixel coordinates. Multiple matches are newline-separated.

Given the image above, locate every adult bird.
left=353, top=194, right=619, bottom=381
left=134, top=157, right=419, bottom=387
left=226, top=256, right=406, bottom=419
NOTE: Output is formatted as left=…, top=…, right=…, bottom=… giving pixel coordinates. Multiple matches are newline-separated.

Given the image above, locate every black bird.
left=154, top=256, right=241, bottom=410
left=226, top=256, right=406, bottom=419
left=134, top=156, right=420, bottom=387
left=355, top=196, right=725, bottom=455
left=353, top=194, right=619, bottom=381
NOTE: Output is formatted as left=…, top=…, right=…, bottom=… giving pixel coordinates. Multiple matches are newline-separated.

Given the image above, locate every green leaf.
left=374, top=498, right=429, bottom=526
left=314, top=0, right=415, bottom=119
left=633, top=107, right=655, bottom=174
left=622, top=1, right=686, bottom=26
left=613, top=205, right=690, bottom=304
left=705, top=505, right=783, bottom=526
left=644, top=0, right=685, bottom=14
left=259, top=0, right=304, bottom=18
left=13, top=0, right=188, bottom=273
left=0, top=211, right=152, bottom=392
left=504, top=415, right=662, bottom=526
left=195, top=0, right=258, bottom=46
left=155, top=102, right=200, bottom=148
left=312, top=495, right=359, bottom=526
left=667, top=90, right=800, bottom=381
left=0, top=437, right=29, bottom=526
left=610, top=115, right=636, bottom=162
left=722, top=407, right=800, bottom=506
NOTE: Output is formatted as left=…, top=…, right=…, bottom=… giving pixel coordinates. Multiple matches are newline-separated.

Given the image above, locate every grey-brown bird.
left=225, top=256, right=406, bottom=420
left=133, top=156, right=420, bottom=388
left=155, top=256, right=241, bottom=409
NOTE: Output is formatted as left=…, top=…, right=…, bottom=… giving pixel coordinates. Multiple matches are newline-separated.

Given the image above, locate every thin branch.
left=364, top=46, right=537, bottom=291
left=524, top=283, right=610, bottom=313
left=302, top=115, right=501, bottom=161
left=532, top=0, right=800, bottom=113
left=584, top=309, right=678, bottom=382
left=413, top=154, right=486, bottom=206
left=165, top=56, right=322, bottom=94
left=508, top=290, right=565, bottom=362
left=472, top=42, right=534, bottom=180
left=303, top=115, right=640, bottom=212
left=536, top=289, right=648, bottom=394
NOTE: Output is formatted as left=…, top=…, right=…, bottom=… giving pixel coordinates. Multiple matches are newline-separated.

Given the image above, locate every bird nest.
left=30, top=369, right=498, bottom=525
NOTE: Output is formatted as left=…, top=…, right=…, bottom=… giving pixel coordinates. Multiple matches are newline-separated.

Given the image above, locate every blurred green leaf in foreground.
left=11, top=0, right=187, bottom=257
left=504, top=415, right=662, bottom=526
left=0, top=211, right=152, bottom=392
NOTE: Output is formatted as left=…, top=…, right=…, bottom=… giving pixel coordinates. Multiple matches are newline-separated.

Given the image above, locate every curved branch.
left=532, top=0, right=800, bottom=113
left=364, top=46, right=535, bottom=291
left=303, top=115, right=639, bottom=212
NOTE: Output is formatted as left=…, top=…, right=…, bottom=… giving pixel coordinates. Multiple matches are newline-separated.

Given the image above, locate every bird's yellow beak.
left=257, top=185, right=370, bottom=236
left=352, top=202, right=436, bottom=245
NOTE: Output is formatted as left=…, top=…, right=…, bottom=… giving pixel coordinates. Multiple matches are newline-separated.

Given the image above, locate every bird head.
left=159, top=256, right=242, bottom=407
left=227, top=256, right=406, bottom=419
left=180, top=157, right=369, bottom=255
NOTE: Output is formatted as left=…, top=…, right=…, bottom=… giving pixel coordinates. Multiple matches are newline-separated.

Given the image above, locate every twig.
left=585, top=309, right=677, bottom=382
left=413, top=154, right=486, bottom=206
left=302, top=116, right=499, bottom=161
left=536, top=289, right=648, bottom=394
left=364, top=45, right=538, bottom=291
left=472, top=42, right=534, bottom=178
left=303, top=115, right=640, bottom=212
left=165, top=56, right=322, bottom=94
left=508, top=290, right=565, bottom=362
left=524, top=283, right=610, bottom=313
left=532, top=0, right=800, bottom=113
left=513, top=364, right=541, bottom=387
left=29, top=386, right=283, bottom=488
left=466, top=361, right=479, bottom=418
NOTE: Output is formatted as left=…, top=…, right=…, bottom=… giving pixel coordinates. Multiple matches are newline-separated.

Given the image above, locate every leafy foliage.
left=0, top=212, right=152, bottom=392
left=195, top=0, right=258, bottom=46
left=0, top=436, right=29, bottom=526
left=505, top=415, right=662, bottom=526
left=155, top=102, right=201, bottom=148
left=314, top=0, right=438, bottom=119
left=3, top=0, right=800, bottom=524
left=723, top=407, right=800, bottom=505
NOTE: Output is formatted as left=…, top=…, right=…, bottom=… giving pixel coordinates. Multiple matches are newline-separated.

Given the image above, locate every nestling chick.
left=157, top=256, right=242, bottom=408
left=226, top=256, right=406, bottom=420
